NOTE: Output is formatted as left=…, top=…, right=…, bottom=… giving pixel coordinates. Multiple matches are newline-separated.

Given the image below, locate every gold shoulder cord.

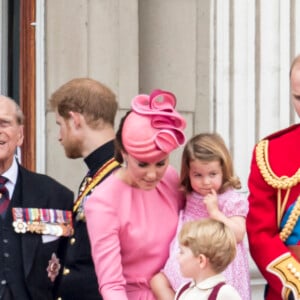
left=256, top=140, right=300, bottom=241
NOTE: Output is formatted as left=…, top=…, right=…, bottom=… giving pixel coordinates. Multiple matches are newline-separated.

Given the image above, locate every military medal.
left=12, top=207, right=27, bottom=233
left=47, top=253, right=61, bottom=282
left=75, top=196, right=88, bottom=221
left=13, top=219, right=27, bottom=233
left=26, top=221, right=44, bottom=234
left=12, top=207, right=74, bottom=237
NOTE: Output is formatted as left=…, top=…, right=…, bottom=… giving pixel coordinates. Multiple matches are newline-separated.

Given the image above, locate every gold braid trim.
left=256, top=140, right=300, bottom=239
left=256, top=140, right=300, bottom=189
left=280, top=196, right=300, bottom=242
left=267, top=253, right=300, bottom=299
left=73, top=158, right=120, bottom=213
left=283, top=288, right=292, bottom=300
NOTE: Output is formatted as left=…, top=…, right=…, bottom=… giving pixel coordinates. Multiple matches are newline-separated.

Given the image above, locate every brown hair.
left=180, top=133, right=241, bottom=194
left=49, top=78, right=118, bottom=128
left=178, top=218, right=237, bottom=273
left=114, top=111, right=131, bottom=163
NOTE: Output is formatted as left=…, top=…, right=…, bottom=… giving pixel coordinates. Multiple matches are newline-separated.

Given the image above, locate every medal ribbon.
left=12, top=207, right=73, bottom=224
left=12, top=208, right=74, bottom=236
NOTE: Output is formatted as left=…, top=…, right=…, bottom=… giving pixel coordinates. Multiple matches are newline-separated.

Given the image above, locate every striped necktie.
left=0, top=176, right=10, bottom=218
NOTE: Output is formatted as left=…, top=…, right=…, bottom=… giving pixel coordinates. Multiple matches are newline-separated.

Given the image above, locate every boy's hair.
left=180, top=133, right=241, bottom=194
left=49, top=78, right=118, bottom=129
left=178, top=218, right=236, bottom=273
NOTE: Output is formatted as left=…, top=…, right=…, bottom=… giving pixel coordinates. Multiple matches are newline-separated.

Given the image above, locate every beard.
left=63, top=139, right=83, bottom=159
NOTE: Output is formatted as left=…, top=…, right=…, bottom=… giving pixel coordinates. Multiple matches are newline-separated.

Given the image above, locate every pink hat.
left=122, top=89, right=186, bottom=162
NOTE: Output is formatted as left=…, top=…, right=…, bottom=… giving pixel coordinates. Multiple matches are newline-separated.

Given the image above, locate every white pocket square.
left=42, top=234, right=59, bottom=243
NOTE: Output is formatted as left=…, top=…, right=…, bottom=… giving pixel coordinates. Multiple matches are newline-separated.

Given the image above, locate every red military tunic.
left=247, top=124, right=300, bottom=300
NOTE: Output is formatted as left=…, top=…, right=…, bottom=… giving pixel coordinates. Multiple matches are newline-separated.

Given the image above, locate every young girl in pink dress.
left=150, top=133, right=251, bottom=300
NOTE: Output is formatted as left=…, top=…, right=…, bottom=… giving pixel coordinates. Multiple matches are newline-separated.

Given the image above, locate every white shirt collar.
left=195, top=273, right=226, bottom=290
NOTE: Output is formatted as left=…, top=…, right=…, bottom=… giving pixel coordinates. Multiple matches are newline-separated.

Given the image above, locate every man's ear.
left=16, top=125, right=24, bottom=147
left=69, top=111, right=82, bottom=129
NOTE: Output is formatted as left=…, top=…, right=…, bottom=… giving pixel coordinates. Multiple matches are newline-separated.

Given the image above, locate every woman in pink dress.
left=150, top=133, right=251, bottom=300
left=85, top=89, right=186, bottom=300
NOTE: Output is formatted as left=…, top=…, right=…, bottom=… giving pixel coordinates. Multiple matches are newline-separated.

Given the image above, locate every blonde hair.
left=178, top=218, right=237, bottom=273
left=180, top=133, right=241, bottom=194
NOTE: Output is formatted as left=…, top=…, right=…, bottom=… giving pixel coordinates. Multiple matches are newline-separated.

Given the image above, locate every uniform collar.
left=84, top=140, right=115, bottom=176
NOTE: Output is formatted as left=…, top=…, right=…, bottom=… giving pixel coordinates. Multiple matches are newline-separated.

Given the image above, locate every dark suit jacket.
left=13, top=166, right=74, bottom=299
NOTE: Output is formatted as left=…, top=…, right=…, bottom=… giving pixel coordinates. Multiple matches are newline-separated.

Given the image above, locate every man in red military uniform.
left=247, top=54, right=300, bottom=300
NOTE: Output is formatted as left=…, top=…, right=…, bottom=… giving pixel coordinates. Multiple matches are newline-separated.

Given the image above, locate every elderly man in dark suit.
left=0, top=95, right=74, bottom=300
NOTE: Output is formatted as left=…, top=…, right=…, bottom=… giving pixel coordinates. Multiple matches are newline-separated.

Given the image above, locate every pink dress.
left=85, top=166, right=184, bottom=300
left=162, top=189, right=251, bottom=300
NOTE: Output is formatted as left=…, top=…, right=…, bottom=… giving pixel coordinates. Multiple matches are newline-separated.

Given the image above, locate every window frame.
left=20, top=0, right=36, bottom=171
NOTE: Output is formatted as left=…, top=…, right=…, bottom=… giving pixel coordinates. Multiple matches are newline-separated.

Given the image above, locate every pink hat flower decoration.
left=122, top=89, right=186, bottom=162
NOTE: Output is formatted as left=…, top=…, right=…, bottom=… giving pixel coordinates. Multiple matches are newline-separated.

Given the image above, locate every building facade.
left=2, top=0, right=300, bottom=298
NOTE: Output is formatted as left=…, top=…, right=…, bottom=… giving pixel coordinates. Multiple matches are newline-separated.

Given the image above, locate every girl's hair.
left=114, top=111, right=131, bottom=163
left=180, top=133, right=241, bottom=194
left=178, top=218, right=237, bottom=273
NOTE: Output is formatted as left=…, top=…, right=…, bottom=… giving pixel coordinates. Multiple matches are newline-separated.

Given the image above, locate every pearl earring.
left=123, top=160, right=128, bottom=168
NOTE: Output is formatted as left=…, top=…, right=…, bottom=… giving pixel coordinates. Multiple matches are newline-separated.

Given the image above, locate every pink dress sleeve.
left=85, top=179, right=128, bottom=299
left=220, top=189, right=248, bottom=217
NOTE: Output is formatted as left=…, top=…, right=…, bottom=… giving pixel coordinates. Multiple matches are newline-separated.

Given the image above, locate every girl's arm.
left=204, top=189, right=246, bottom=243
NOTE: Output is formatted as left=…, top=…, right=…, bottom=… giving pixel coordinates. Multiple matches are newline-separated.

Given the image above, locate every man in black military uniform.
left=50, top=78, right=119, bottom=300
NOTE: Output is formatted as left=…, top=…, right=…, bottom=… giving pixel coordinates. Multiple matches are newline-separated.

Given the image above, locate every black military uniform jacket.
left=57, top=141, right=119, bottom=300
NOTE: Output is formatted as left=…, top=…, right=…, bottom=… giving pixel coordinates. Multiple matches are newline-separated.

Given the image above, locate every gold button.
left=63, top=268, right=70, bottom=275
left=70, top=238, right=76, bottom=245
